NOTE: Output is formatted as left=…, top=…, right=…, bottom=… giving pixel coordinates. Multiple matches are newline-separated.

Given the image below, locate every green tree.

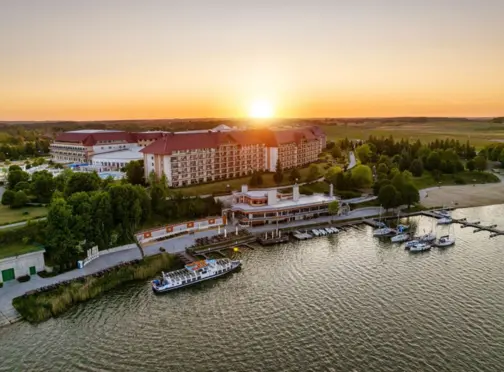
left=1, top=189, right=15, bottom=206
left=7, top=170, right=29, bottom=190
left=11, top=190, right=28, bottom=208
left=474, top=155, right=487, bottom=171
left=289, top=168, right=301, bottom=183
left=466, top=159, right=476, bottom=171
left=53, top=169, right=73, bottom=192
left=325, top=166, right=342, bottom=182
left=426, top=151, right=441, bottom=171
left=90, top=191, right=114, bottom=250
left=377, top=163, right=389, bottom=175
left=331, top=145, right=342, bottom=159
left=31, top=170, right=55, bottom=203
left=351, top=165, right=373, bottom=188
left=67, top=192, right=94, bottom=249
left=125, top=160, right=145, bottom=185
left=14, top=181, right=31, bottom=192
left=8, top=165, right=22, bottom=172
left=328, top=200, right=339, bottom=215
left=45, top=197, right=80, bottom=265
left=356, top=144, right=372, bottom=164
left=409, top=159, right=424, bottom=177
left=109, top=184, right=144, bottom=243
left=65, top=172, right=101, bottom=196
left=273, top=159, right=283, bottom=184
left=378, top=184, right=400, bottom=211
left=401, top=183, right=420, bottom=209
left=377, top=155, right=391, bottom=168
left=249, top=171, right=264, bottom=186
left=307, top=164, right=320, bottom=181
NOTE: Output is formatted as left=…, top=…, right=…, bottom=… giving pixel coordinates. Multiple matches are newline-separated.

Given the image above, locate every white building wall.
left=144, top=153, right=156, bottom=180
left=163, top=155, right=173, bottom=186
left=92, top=143, right=136, bottom=155
left=0, top=250, right=46, bottom=282
left=268, top=147, right=278, bottom=172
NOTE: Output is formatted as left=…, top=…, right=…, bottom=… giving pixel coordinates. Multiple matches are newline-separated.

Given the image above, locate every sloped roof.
left=140, top=132, right=221, bottom=155
left=140, top=126, right=325, bottom=155
left=55, top=131, right=136, bottom=146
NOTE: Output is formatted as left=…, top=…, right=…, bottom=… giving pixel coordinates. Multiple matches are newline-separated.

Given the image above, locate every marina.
left=4, top=204, right=504, bottom=372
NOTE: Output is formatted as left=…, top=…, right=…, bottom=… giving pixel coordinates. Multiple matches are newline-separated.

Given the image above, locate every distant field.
left=322, top=120, right=504, bottom=147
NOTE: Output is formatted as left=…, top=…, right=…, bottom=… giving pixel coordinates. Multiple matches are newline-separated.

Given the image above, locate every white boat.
left=373, top=227, right=395, bottom=237
left=435, top=234, right=455, bottom=247
left=312, top=229, right=320, bottom=236
left=151, top=258, right=241, bottom=293
left=331, top=227, right=340, bottom=234
left=420, top=232, right=436, bottom=242
left=324, top=227, right=333, bottom=234
left=391, top=233, right=410, bottom=243
left=409, top=242, right=431, bottom=252
left=437, top=217, right=452, bottom=225
left=404, top=239, right=420, bottom=249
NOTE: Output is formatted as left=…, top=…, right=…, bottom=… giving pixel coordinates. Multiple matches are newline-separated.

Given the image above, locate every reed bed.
left=13, top=253, right=180, bottom=323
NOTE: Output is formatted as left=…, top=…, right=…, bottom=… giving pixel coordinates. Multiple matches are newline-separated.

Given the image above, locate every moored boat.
left=409, top=242, right=431, bottom=253
left=419, top=232, right=436, bottom=242
left=391, top=233, right=410, bottom=243
left=437, top=217, right=452, bottom=225
left=373, top=227, right=396, bottom=237
left=435, top=234, right=455, bottom=247
left=404, top=239, right=420, bottom=249
left=151, top=258, right=241, bottom=293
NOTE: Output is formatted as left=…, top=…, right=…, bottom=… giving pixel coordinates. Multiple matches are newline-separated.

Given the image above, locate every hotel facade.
left=141, top=126, right=326, bottom=187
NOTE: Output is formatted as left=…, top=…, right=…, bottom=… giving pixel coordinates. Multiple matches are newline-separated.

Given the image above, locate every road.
left=347, top=151, right=357, bottom=169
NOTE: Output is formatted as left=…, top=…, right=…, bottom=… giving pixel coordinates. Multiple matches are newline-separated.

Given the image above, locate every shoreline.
left=420, top=182, right=504, bottom=209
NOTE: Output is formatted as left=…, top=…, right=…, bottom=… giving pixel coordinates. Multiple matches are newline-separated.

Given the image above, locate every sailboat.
left=373, top=207, right=396, bottom=237
left=435, top=225, right=455, bottom=247
left=419, top=219, right=436, bottom=242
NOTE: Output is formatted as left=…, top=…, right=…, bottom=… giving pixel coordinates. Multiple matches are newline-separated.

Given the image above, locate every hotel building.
left=226, top=184, right=337, bottom=227
left=141, top=126, right=326, bottom=187
left=50, top=130, right=167, bottom=169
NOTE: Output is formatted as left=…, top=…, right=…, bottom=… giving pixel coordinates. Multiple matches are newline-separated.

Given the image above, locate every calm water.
left=2, top=205, right=504, bottom=372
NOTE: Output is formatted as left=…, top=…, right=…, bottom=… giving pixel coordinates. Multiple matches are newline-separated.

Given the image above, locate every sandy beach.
left=420, top=182, right=504, bottom=208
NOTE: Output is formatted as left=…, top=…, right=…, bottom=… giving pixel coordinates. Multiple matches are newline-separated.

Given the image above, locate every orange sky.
left=1, top=1, right=503, bottom=120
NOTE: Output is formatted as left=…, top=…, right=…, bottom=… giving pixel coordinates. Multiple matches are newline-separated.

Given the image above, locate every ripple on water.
left=3, top=207, right=504, bottom=372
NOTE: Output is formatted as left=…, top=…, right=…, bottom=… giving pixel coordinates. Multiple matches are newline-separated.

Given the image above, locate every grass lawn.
left=0, top=243, right=43, bottom=260
left=411, top=171, right=500, bottom=190
left=0, top=205, right=48, bottom=225
left=178, top=163, right=329, bottom=196
left=322, top=120, right=504, bottom=147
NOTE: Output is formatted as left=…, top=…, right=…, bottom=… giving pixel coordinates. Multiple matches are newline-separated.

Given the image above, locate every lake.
left=2, top=205, right=504, bottom=372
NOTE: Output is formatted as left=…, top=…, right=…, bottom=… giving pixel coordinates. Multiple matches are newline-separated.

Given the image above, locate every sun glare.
left=248, top=100, right=274, bottom=119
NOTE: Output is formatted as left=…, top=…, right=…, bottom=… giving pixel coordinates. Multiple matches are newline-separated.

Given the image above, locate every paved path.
left=347, top=151, right=357, bottom=169
left=0, top=217, right=46, bottom=230
left=0, top=228, right=223, bottom=326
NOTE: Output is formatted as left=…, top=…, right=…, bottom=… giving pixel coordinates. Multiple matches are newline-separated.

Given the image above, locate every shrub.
left=454, top=176, right=466, bottom=185
left=17, top=275, right=31, bottom=283
left=336, top=190, right=361, bottom=199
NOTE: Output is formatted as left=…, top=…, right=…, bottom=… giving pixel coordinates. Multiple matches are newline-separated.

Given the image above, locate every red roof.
left=55, top=131, right=136, bottom=146
left=140, top=132, right=221, bottom=155
left=134, top=132, right=167, bottom=141
left=140, top=127, right=325, bottom=155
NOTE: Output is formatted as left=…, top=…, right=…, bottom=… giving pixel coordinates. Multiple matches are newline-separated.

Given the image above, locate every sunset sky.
left=1, top=0, right=503, bottom=120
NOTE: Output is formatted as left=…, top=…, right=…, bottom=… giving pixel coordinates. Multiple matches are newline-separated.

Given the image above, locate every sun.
left=248, top=100, right=275, bottom=119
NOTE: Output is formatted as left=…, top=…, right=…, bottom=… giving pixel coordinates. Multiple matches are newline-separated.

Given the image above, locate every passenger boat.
left=391, top=233, right=410, bottom=243
left=151, top=258, right=241, bottom=293
left=409, top=242, right=432, bottom=253
left=435, top=234, right=455, bottom=247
